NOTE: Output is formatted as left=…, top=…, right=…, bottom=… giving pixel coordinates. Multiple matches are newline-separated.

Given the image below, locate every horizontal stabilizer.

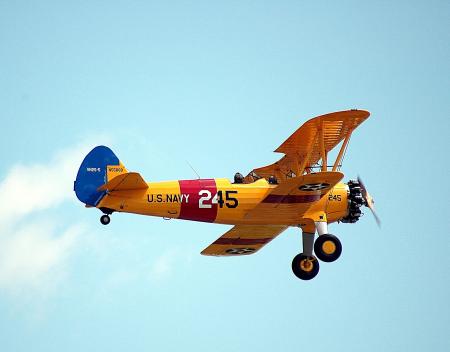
left=98, top=172, right=148, bottom=192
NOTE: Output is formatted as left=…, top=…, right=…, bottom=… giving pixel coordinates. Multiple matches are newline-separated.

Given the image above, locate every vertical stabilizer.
left=74, top=146, right=127, bottom=206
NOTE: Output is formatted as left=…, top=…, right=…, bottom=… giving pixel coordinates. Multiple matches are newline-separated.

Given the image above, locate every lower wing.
left=201, top=224, right=288, bottom=256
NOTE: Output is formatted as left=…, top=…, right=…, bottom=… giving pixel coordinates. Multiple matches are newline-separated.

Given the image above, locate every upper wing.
left=245, top=110, right=369, bottom=182
left=201, top=224, right=287, bottom=256
left=98, top=172, right=148, bottom=192
left=243, top=171, right=344, bottom=224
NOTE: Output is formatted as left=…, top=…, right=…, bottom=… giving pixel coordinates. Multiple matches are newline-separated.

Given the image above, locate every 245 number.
left=198, top=190, right=239, bottom=209
left=328, top=194, right=342, bottom=201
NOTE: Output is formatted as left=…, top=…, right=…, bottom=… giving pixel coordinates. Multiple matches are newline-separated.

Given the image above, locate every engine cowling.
left=341, top=180, right=364, bottom=223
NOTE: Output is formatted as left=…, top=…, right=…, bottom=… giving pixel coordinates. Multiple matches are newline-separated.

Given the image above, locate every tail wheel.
left=314, top=234, right=342, bottom=262
left=291, top=254, right=320, bottom=280
left=100, top=214, right=111, bottom=225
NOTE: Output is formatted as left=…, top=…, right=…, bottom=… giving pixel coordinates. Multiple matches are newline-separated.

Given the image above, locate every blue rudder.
left=74, top=146, right=121, bottom=207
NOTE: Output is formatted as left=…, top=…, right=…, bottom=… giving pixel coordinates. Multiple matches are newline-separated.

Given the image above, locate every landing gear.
left=292, top=230, right=320, bottom=280
left=291, top=224, right=343, bottom=280
left=100, top=214, right=110, bottom=225
left=314, top=234, right=342, bottom=262
left=292, top=254, right=320, bottom=280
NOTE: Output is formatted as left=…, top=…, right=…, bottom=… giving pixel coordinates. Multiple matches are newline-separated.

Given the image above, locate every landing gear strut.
left=100, top=214, right=110, bottom=225
left=291, top=231, right=320, bottom=280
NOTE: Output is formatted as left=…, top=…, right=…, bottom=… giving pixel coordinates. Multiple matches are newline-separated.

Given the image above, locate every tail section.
left=74, top=146, right=127, bottom=206
left=98, top=172, right=148, bottom=192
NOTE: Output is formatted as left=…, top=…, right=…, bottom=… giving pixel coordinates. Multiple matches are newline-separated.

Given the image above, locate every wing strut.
left=298, top=129, right=319, bottom=175
left=332, top=132, right=352, bottom=171
left=319, top=123, right=327, bottom=172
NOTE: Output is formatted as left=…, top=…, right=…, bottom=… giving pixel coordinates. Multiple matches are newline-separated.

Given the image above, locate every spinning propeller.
left=357, top=176, right=381, bottom=227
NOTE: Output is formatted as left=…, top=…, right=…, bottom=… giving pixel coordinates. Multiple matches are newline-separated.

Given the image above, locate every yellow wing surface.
left=243, top=171, right=344, bottom=224
left=201, top=225, right=287, bottom=256
left=245, top=110, right=369, bottom=182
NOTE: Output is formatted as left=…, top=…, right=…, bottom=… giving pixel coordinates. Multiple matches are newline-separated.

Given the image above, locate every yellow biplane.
left=74, top=109, right=378, bottom=280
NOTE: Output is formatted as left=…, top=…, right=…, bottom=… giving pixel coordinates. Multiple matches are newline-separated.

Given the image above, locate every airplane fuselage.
left=96, top=178, right=350, bottom=226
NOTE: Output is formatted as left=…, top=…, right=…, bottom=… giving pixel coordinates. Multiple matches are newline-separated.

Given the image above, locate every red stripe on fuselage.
left=263, top=194, right=321, bottom=203
left=178, top=179, right=218, bottom=223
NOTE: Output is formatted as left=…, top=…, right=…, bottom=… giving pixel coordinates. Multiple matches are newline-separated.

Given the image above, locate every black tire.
left=314, top=234, right=342, bottom=262
left=100, top=214, right=110, bottom=225
left=291, top=254, right=320, bottom=280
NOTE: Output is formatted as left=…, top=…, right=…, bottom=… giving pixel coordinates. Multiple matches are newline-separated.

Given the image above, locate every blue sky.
left=0, top=1, right=449, bottom=351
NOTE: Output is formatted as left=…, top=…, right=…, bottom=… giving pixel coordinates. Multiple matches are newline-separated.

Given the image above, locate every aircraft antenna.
left=186, top=160, right=201, bottom=179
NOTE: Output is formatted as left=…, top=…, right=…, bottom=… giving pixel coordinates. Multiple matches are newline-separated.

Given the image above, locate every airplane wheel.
left=314, top=234, right=342, bottom=262
left=291, top=254, right=320, bottom=280
left=100, top=214, right=110, bottom=225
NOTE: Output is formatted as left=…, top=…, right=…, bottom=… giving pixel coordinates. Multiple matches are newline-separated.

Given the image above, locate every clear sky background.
left=0, top=1, right=449, bottom=351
